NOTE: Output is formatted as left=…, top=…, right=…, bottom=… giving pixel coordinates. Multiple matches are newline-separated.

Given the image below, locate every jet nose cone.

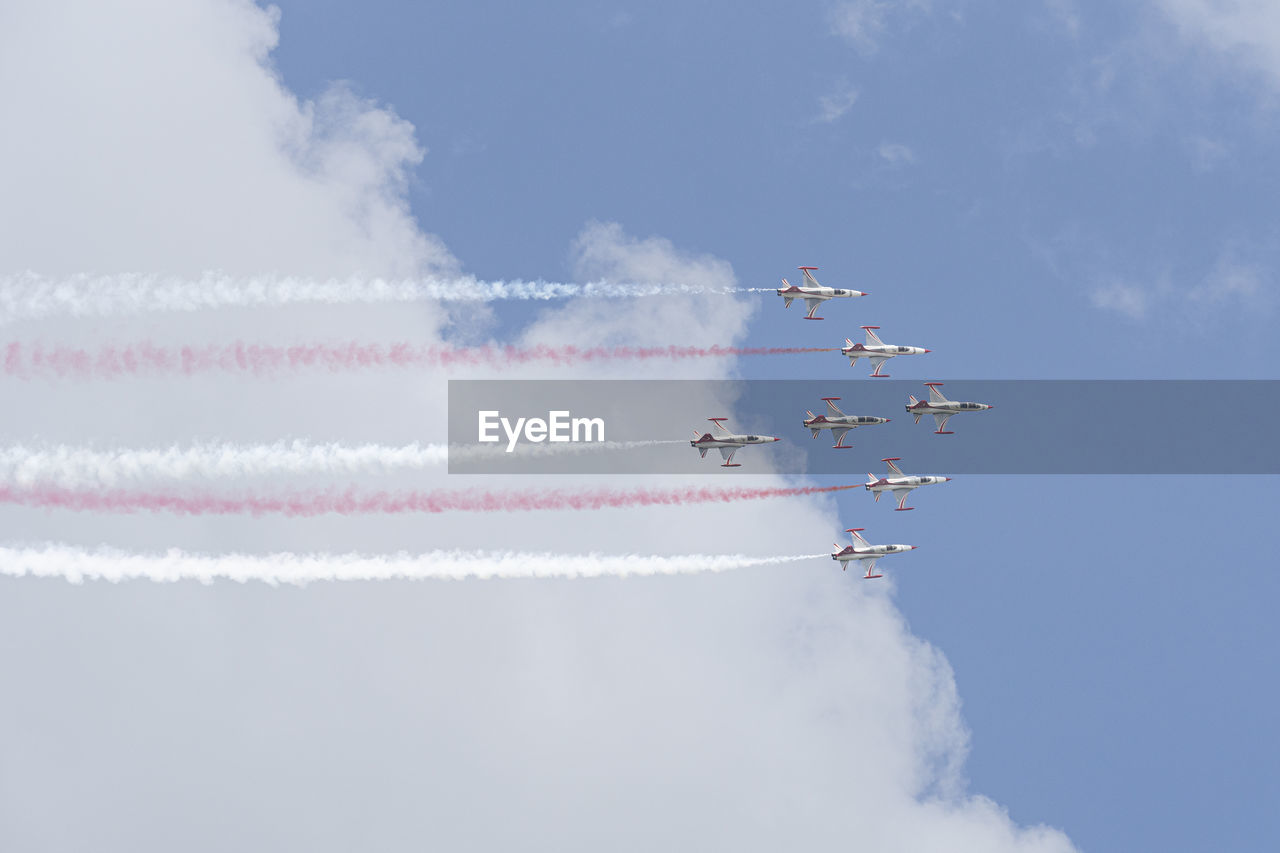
left=944, top=477, right=952, bottom=482
left=923, top=349, right=932, bottom=353
left=909, top=545, right=919, bottom=550
left=773, top=437, right=782, bottom=442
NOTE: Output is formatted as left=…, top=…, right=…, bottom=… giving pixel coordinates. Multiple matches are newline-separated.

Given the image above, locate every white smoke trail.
left=0, top=440, right=685, bottom=487
left=0, top=272, right=741, bottom=324
left=0, top=544, right=827, bottom=585
left=0, top=442, right=447, bottom=486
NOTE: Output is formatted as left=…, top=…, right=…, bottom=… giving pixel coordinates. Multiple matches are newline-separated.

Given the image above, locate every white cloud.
left=1185, top=135, right=1232, bottom=171
left=830, top=0, right=891, bottom=53
left=816, top=83, right=861, bottom=123
left=1153, top=0, right=1280, bottom=90
left=1087, top=245, right=1272, bottom=321
left=0, top=0, right=454, bottom=278
left=513, top=221, right=754, bottom=373
left=0, top=3, right=1078, bottom=851
left=1090, top=279, right=1151, bottom=319
left=878, top=140, right=918, bottom=164
left=829, top=0, right=935, bottom=54
left=1043, top=0, right=1083, bottom=39
left=1189, top=245, right=1269, bottom=305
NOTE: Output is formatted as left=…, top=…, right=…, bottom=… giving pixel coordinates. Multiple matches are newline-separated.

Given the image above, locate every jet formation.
left=682, top=266, right=1000, bottom=579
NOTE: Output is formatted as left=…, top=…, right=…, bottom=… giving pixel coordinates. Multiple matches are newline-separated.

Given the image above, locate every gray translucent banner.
left=447, top=380, right=1278, bottom=474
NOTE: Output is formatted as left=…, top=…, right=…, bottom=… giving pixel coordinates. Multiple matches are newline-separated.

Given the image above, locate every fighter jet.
left=831, top=528, right=917, bottom=579
left=777, top=267, right=867, bottom=320
left=906, top=382, right=994, bottom=434
left=841, top=326, right=930, bottom=377
left=690, top=418, right=781, bottom=467
left=803, top=397, right=890, bottom=449
left=865, top=457, right=950, bottom=511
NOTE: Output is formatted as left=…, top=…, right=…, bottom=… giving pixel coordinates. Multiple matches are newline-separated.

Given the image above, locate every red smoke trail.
left=0, top=483, right=858, bottom=517
left=0, top=341, right=840, bottom=379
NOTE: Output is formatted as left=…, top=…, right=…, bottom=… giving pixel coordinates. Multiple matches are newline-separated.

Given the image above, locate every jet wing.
left=800, top=267, right=821, bottom=287
left=868, top=356, right=890, bottom=376
left=831, top=427, right=852, bottom=448
left=891, top=487, right=916, bottom=510
left=927, top=383, right=950, bottom=404
left=859, top=557, right=882, bottom=579
left=932, top=413, right=953, bottom=434
left=803, top=298, right=823, bottom=319
left=883, top=458, right=905, bottom=477
left=718, top=446, right=740, bottom=466
left=863, top=326, right=884, bottom=346
left=823, top=398, right=846, bottom=417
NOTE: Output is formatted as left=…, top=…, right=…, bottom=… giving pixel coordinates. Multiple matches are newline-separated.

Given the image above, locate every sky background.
left=2, top=2, right=1278, bottom=851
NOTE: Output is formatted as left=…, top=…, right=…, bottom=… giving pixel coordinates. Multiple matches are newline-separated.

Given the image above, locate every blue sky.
left=264, top=3, right=1279, bottom=850
left=1, top=2, right=1277, bottom=850
left=270, top=0, right=1280, bottom=379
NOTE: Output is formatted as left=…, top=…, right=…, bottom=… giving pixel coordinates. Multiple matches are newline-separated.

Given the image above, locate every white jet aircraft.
left=803, top=397, right=891, bottom=449
left=777, top=267, right=867, bottom=320
left=865, top=457, right=950, bottom=511
left=841, top=326, right=930, bottom=377
left=906, top=382, right=994, bottom=434
left=831, top=528, right=917, bottom=579
left=690, top=418, right=781, bottom=467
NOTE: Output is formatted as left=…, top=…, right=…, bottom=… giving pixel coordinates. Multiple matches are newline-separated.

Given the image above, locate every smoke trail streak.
left=0, top=341, right=839, bottom=379
left=0, top=272, right=743, bottom=324
left=0, top=483, right=859, bottom=517
left=0, top=544, right=828, bottom=585
left=0, top=440, right=687, bottom=487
